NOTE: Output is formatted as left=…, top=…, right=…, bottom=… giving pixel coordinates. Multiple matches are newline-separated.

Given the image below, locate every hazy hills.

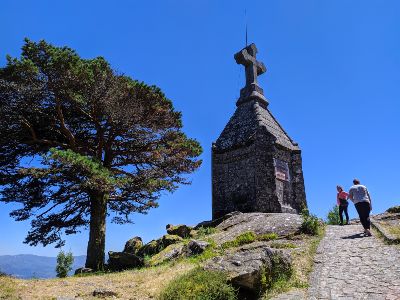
left=0, top=254, right=86, bottom=279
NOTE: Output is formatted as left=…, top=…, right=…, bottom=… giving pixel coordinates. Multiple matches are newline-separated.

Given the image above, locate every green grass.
left=269, top=242, right=297, bottom=249
left=0, top=274, right=19, bottom=300
left=263, top=227, right=325, bottom=299
left=257, top=233, right=279, bottom=241
left=196, top=226, right=218, bottom=238
left=187, top=239, right=219, bottom=264
left=221, top=232, right=257, bottom=249
left=260, top=254, right=293, bottom=297
left=387, top=225, right=400, bottom=238
left=157, top=267, right=237, bottom=300
left=73, top=270, right=109, bottom=277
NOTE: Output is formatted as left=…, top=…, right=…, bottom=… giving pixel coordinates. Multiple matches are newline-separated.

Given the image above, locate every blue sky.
left=0, top=0, right=399, bottom=257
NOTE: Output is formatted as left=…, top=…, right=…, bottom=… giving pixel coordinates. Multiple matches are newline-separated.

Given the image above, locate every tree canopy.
left=0, top=39, right=202, bottom=269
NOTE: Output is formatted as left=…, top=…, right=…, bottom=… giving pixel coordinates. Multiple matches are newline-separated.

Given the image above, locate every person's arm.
left=337, top=193, right=340, bottom=206
left=348, top=189, right=354, bottom=202
left=367, top=190, right=372, bottom=210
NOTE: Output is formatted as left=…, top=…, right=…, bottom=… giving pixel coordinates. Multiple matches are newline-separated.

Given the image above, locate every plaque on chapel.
left=274, top=159, right=290, bottom=182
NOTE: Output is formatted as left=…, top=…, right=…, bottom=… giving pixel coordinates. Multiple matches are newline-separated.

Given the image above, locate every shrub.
left=221, top=231, right=256, bottom=249
left=326, top=205, right=341, bottom=225
left=158, top=267, right=237, bottom=300
left=56, top=250, right=74, bottom=278
left=387, top=206, right=400, bottom=214
left=300, top=209, right=321, bottom=236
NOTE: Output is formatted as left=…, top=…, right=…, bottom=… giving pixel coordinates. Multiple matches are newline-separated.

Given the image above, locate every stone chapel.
left=212, top=43, right=307, bottom=219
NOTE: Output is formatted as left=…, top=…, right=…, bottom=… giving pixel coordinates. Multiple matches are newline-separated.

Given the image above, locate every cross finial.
left=234, top=43, right=268, bottom=106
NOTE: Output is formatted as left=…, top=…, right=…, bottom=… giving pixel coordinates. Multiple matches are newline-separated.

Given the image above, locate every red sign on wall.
left=274, top=159, right=290, bottom=182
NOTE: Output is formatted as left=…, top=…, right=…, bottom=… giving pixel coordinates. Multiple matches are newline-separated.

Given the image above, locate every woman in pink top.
left=337, top=185, right=349, bottom=225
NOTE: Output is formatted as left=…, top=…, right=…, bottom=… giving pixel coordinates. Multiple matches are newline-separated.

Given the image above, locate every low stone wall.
left=371, top=219, right=400, bottom=244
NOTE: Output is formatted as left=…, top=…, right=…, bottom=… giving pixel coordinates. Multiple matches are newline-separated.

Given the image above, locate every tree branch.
left=55, top=100, right=76, bottom=149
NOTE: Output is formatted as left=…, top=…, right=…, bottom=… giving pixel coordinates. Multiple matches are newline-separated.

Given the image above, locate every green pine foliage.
left=158, top=267, right=237, bottom=300
left=326, top=205, right=341, bottom=225
left=56, top=250, right=74, bottom=278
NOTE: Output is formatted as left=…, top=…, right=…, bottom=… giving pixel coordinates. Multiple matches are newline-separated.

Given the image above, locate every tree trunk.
left=85, top=193, right=107, bottom=270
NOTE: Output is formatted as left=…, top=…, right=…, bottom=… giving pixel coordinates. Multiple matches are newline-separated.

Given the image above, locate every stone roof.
left=214, top=100, right=299, bottom=152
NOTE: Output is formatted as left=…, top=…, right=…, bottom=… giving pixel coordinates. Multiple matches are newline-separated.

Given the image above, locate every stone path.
left=307, top=225, right=400, bottom=300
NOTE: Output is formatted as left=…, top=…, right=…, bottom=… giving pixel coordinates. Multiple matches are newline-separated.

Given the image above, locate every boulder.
left=166, top=224, right=192, bottom=238
left=123, top=236, right=143, bottom=254
left=148, top=243, right=185, bottom=266
left=210, top=212, right=302, bottom=245
left=162, top=234, right=183, bottom=247
left=194, top=211, right=242, bottom=229
left=137, top=239, right=163, bottom=257
left=74, top=267, right=93, bottom=275
left=108, top=251, right=144, bottom=271
left=204, top=241, right=292, bottom=296
left=185, top=239, right=210, bottom=256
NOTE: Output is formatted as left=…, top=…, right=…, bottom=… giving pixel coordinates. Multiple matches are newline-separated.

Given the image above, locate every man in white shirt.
left=348, top=178, right=372, bottom=236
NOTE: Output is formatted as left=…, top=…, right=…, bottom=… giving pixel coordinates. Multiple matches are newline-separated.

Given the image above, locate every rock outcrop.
left=123, top=236, right=143, bottom=254
left=186, top=240, right=210, bottom=256
left=204, top=241, right=292, bottom=296
left=148, top=244, right=185, bottom=266
left=108, top=251, right=144, bottom=271
left=136, top=239, right=163, bottom=257
left=166, top=224, right=192, bottom=238
left=107, top=211, right=303, bottom=297
left=162, top=234, right=183, bottom=247
left=209, top=212, right=302, bottom=245
left=74, top=267, right=93, bottom=275
left=371, top=208, right=400, bottom=244
left=194, top=211, right=242, bottom=229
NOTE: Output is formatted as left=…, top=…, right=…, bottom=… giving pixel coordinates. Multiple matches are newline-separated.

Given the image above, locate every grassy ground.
left=386, top=225, right=400, bottom=239
left=262, top=227, right=326, bottom=299
left=0, top=273, right=19, bottom=300
left=0, top=262, right=195, bottom=300
left=0, top=225, right=326, bottom=300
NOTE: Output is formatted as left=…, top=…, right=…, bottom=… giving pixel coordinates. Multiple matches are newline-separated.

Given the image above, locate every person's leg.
left=339, top=205, right=344, bottom=225
left=355, top=202, right=367, bottom=231
left=344, top=205, right=349, bottom=224
left=361, top=202, right=371, bottom=231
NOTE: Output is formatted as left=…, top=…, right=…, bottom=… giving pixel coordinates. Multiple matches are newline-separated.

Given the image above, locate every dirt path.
left=307, top=225, right=400, bottom=300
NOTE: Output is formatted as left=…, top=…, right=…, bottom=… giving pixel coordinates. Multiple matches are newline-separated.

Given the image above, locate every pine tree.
left=0, top=39, right=202, bottom=270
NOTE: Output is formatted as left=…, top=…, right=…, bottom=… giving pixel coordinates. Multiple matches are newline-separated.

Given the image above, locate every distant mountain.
left=0, top=254, right=86, bottom=279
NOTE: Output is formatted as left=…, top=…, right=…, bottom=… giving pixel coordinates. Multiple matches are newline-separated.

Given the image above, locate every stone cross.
left=234, top=43, right=266, bottom=87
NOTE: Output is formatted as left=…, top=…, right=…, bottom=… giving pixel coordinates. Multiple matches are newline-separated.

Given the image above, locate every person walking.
left=336, top=185, right=349, bottom=225
left=348, top=179, right=372, bottom=236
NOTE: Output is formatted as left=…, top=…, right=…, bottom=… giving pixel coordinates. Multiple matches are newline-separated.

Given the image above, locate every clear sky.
left=0, top=0, right=399, bottom=257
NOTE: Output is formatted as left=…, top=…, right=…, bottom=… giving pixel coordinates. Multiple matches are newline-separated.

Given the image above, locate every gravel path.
left=307, top=225, right=400, bottom=300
